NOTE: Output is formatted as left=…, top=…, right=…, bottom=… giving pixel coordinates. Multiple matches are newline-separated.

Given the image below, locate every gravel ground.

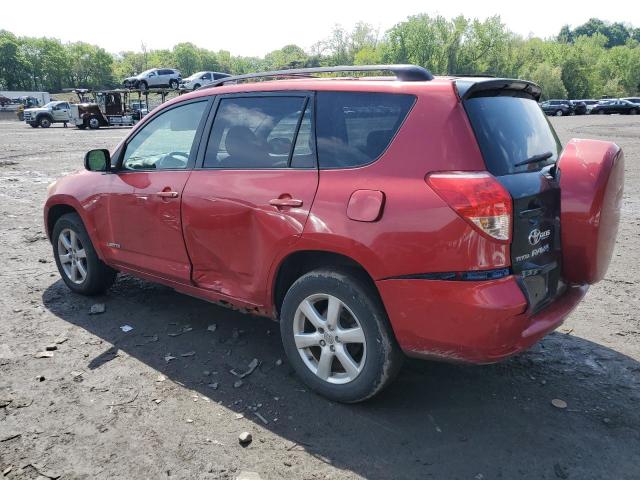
left=0, top=116, right=639, bottom=480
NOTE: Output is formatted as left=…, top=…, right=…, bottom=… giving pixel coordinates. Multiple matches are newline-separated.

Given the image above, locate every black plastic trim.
left=384, top=268, right=511, bottom=281
left=200, top=65, right=434, bottom=90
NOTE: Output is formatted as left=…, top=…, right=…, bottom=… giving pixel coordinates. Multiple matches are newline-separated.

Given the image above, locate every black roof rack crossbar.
left=201, top=64, right=433, bottom=89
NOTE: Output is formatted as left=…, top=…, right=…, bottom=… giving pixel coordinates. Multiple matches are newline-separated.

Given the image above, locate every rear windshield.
left=316, top=92, right=415, bottom=168
left=464, top=96, right=562, bottom=176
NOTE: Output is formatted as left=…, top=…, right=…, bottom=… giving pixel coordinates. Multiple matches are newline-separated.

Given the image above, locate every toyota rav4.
left=44, top=65, right=624, bottom=403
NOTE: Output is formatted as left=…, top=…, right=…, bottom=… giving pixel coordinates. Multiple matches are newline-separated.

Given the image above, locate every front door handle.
left=156, top=191, right=179, bottom=198
left=269, top=197, right=303, bottom=208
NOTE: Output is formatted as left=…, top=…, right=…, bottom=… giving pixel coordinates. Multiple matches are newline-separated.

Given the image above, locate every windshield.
left=42, top=102, right=58, bottom=108
left=187, top=72, right=206, bottom=80
left=139, top=69, right=155, bottom=76
left=464, top=96, right=562, bottom=176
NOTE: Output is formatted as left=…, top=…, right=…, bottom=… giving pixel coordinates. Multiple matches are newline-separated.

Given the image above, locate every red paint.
left=181, top=169, right=318, bottom=302
left=558, top=139, right=624, bottom=284
left=378, top=276, right=587, bottom=363
left=346, top=190, right=385, bottom=222
left=44, top=77, right=620, bottom=365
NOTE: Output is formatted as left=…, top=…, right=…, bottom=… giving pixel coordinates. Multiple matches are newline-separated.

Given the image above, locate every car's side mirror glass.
left=85, top=149, right=110, bottom=172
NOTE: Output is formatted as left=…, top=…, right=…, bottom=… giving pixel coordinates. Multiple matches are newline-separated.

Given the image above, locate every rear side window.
left=464, top=96, right=562, bottom=176
left=203, top=96, right=310, bottom=169
left=316, top=92, right=415, bottom=168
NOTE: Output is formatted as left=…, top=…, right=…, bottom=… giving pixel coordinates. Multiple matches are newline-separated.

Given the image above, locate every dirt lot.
left=1, top=115, right=639, bottom=480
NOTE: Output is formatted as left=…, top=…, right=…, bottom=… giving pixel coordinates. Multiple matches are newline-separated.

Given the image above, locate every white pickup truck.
left=24, top=101, right=71, bottom=128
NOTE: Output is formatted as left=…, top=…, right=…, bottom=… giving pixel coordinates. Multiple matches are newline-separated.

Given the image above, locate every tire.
left=39, top=116, right=52, bottom=128
left=170, top=79, right=179, bottom=90
left=555, top=110, right=563, bottom=116
left=29, top=122, right=38, bottom=128
left=630, top=109, right=638, bottom=115
left=280, top=268, right=403, bottom=403
left=52, top=213, right=117, bottom=295
left=193, top=83, right=201, bottom=90
left=138, top=80, right=148, bottom=91
left=88, top=116, right=100, bottom=129
left=76, top=124, right=87, bottom=130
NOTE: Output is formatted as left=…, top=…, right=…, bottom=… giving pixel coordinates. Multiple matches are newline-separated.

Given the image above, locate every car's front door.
left=104, top=98, right=211, bottom=282
left=182, top=93, right=319, bottom=305
left=146, top=71, right=158, bottom=87
left=53, top=102, right=70, bottom=121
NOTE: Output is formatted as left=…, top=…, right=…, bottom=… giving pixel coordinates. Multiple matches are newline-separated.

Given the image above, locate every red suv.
left=44, top=65, right=624, bottom=402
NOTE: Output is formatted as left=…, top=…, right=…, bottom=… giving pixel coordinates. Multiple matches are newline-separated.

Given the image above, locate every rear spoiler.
left=456, top=78, right=542, bottom=102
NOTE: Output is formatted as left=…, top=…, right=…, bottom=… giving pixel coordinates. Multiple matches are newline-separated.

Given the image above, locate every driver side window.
left=122, top=101, right=207, bottom=170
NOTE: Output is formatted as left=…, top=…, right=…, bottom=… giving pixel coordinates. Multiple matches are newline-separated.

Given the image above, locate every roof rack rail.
left=201, top=64, right=433, bottom=89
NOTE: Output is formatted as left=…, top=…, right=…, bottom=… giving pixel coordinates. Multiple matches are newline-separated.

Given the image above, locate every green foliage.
left=0, top=16, right=638, bottom=98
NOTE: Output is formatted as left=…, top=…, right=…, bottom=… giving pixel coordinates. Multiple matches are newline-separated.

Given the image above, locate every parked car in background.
left=122, top=68, right=182, bottom=90
left=44, top=65, right=624, bottom=402
left=179, top=71, right=231, bottom=91
left=591, top=99, right=639, bottom=115
left=622, top=97, right=640, bottom=105
left=540, top=99, right=574, bottom=116
left=575, top=99, right=599, bottom=114
left=569, top=100, right=587, bottom=115
left=24, top=100, right=71, bottom=128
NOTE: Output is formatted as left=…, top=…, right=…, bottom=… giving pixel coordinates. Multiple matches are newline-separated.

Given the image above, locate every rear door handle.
left=156, top=191, right=179, bottom=198
left=269, top=198, right=303, bottom=208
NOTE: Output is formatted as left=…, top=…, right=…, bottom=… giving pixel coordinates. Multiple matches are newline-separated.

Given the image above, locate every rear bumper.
left=376, top=276, right=588, bottom=363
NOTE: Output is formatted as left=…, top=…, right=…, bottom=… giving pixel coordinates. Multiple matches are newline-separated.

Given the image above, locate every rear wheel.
left=52, top=213, right=117, bottom=295
left=88, top=116, right=100, bottom=129
left=280, top=269, right=403, bottom=403
left=630, top=108, right=638, bottom=115
left=170, top=79, right=179, bottom=90
left=39, top=116, right=52, bottom=128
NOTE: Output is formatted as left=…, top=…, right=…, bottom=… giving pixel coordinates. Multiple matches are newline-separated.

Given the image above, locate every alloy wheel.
left=293, top=293, right=367, bottom=384
left=58, top=228, right=88, bottom=284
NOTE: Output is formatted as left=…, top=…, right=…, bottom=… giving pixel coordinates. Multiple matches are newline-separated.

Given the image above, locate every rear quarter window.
left=316, top=92, right=415, bottom=168
left=464, top=96, right=562, bottom=176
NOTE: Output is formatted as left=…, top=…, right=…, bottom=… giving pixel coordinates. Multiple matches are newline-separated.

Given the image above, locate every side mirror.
left=85, top=149, right=111, bottom=172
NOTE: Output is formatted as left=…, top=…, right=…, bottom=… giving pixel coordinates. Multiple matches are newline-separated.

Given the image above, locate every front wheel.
left=193, top=83, right=201, bottom=90
left=52, top=213, right=117, bottom=295
left=598, top=110, right=605, bottom=115
left=555, top=110, right=563, bottom=116
left=630, top=108, right=638, bottom=115
left=39, top=116, right=52, bottom=128
left=280, top=269, right=403, bottom=403
left=29, top=122, right=38, bottom=128
left=138, top=80, right=148, bottom=91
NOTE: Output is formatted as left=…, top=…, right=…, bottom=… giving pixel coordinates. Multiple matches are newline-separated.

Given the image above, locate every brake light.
left=426, top=172, right=512, bottom=242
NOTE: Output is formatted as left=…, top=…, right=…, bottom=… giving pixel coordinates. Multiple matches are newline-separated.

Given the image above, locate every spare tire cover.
left=558, top=139, right=624, bottom=284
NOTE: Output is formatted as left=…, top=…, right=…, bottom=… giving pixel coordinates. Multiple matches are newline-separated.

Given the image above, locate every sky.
left=3, top=0, right=639, bottom=57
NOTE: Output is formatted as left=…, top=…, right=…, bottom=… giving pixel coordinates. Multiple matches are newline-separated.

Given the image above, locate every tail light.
left=426, top=172, right=512, bottom=242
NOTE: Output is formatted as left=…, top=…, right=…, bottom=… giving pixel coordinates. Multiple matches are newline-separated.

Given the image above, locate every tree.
left=263, top=44, right=309, bottom=70
left=173, top=42, right=199, bottom=75
left=528, top=63, right=568, bottom=99
left=0, top=31, right=23, bottom=90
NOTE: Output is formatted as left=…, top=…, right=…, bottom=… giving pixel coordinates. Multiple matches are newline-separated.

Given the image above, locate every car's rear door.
left=182, top=92, right=318, bottom=305
left=105, top=98, right=211, bottom=282
left=461, top=83, right=563, bottom=312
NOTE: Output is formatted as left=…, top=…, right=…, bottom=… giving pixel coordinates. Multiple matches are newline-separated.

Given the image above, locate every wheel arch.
left=37, top=112, right=53, bottom=122
left=271, top=250, right=381, bottom=319
left=45, top=198, right=107, bottom=262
